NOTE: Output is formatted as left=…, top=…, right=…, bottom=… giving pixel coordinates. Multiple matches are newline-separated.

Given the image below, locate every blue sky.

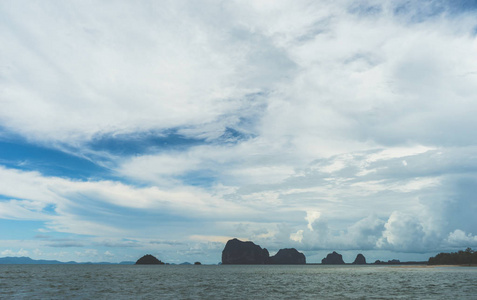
left=1, top=0, right=477, bottom=264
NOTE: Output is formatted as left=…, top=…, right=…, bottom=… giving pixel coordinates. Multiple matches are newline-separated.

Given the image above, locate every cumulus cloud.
left=305, top=211, right=321, bottom=231
left=346, top=215, right=386, bottom=249
left=446, top=230, right=477, bottom=247
left=75, top=249, right=99, bottom=258
left=290, top=230, right=304, bottom=243
left=104, top=251, right=114, bottom=258
left=377, top=212, right=427, bottom=251
left=1, top=248, right=29, bottom=257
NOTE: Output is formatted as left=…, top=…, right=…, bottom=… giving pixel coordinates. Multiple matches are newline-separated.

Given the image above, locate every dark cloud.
left=393, top=0, right=477, bottom=21
left=96, top=239, right=139, bottom=248
left=88, top=130, right=206, bottom=156
left=47, top=242, right=84, bottom=248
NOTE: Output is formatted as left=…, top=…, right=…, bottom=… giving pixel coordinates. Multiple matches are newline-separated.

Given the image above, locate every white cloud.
left=0, top=166, right=255, bottom=238
left=1, top=0, right=475, bottom=153
left=0, top=200, right=49, bottom=220
left=104, top=251, right=114, bottom=257
left=365, top=146, right=433, bottom=164
left=377, top=211, right=427, bottom=251
left=305, top=211, right=321, bottom=231
left=75, top=249, right=98, bottom=258
left=290, top=230, right=304, bottom=243
left=0, top=1, right=271, bottom=144
left=446, top=230, right=477, bottom=247
left=118, top=152, right=201, bottom=184
left=1, top=248, right=29, bottom=257
left=346, top=215, right=386, bottom=249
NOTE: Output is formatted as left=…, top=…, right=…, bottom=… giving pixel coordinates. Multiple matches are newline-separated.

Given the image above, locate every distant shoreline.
left=392, top=264, right=477, bottom=268
left=2, top=256, right=476, bottom=266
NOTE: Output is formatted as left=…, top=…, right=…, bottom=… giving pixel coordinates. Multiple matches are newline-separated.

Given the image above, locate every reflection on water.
left=1, top=264, right=476, bottom=299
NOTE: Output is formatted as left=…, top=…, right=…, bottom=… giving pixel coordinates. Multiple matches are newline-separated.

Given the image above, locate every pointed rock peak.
left=352, top=253, right=366, bottom=264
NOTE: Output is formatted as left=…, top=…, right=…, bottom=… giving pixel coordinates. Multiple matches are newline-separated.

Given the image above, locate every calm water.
left=0, top=264, right=476, bottom=299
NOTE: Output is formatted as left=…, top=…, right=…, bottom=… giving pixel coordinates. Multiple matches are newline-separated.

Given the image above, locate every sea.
left=1, top=264, right=476, bottom=299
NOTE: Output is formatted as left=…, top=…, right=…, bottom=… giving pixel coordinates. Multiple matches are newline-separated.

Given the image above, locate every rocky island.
left=352, top=253, right=366, bottom=264
left=221, top=238, right=306, bottom=264
left=222, top=238, right=270, bottom=264
left=270, top=248, right=306, bottom=264
left=135, top=254, right=165, bottom=265
left=321, top=251, right=345, bottom=264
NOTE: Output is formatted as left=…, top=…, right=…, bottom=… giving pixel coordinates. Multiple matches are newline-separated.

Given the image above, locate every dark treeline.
left=428, top=248, right=477, bottom=265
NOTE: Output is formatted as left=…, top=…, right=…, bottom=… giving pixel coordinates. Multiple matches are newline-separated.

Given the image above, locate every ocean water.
left=1, top=264, right=476, bottom=299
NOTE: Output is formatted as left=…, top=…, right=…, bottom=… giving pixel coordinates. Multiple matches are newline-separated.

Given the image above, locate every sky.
left=1, top=0, right=477, bottom=264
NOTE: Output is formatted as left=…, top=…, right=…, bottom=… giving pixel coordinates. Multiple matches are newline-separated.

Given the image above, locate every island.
left=321, top=251, right=345, bottom=264
left=135, top=254, right=165, bottom=265
left=270, top=248, right=306, bottom=264
left=221, top=238, right=270, bottom=264
left=352, top=253, right=366, bottom=264
left=221, top=238, right=306, bottom=264
left=428, top=248, right=477, bottom=265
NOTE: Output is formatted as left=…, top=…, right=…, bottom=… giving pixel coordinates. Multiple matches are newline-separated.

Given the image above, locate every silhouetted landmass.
left=194, top=261, right=202, bottom=265
left=222, top=238, right=271, bottom=264
left=270, top=248, right=306, bottom=264
left=135, top=254, right=165, bottom=265
left=0, top=256, right=135, bottom=265
left=321, top=251, right=345, bottom=264
left=428, top=248, right=477, bottom=265
left=221, top=238, right=306, bottom=264
left=352, top=253, right=366, bottom=264
left=374, top=259, right=400, bottom=265
left=373, top=259, right=427, bottom=265
left=0, top=257, right=73, bottom=264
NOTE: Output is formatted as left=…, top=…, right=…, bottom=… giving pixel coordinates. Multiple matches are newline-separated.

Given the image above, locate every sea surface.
left=1, top=264, right=476, bottom=299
